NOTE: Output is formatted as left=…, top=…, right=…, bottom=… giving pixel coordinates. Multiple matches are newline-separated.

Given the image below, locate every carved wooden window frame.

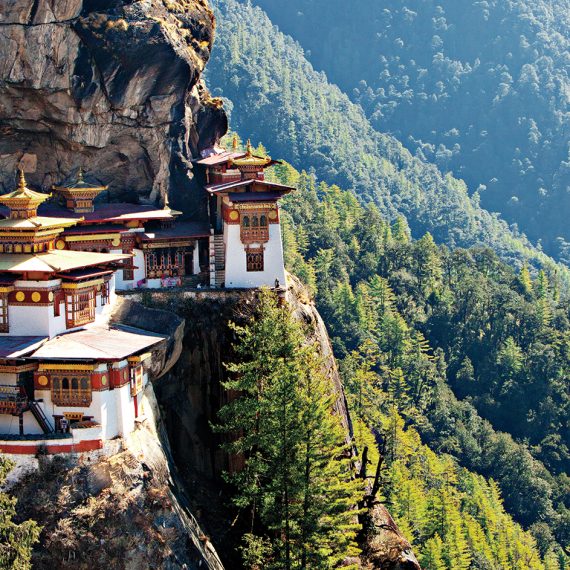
left=65, top=288, right=96, bottom=328
left=51, top=375, right=92, bottom=407
left=0, top=294, right=8, bottom=333
left=246, top=246, right=265, bottom=272
left=240, top=211, right=270, bottom=243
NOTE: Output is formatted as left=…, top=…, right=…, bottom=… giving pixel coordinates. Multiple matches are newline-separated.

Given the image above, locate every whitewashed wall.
left=224, top=223, right=287, bottom=288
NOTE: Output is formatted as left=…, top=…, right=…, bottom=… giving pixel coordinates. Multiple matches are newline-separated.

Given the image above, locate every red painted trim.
left=133, top=392, right=138, bottom=418
left=0, top=438, right=103, bottom=455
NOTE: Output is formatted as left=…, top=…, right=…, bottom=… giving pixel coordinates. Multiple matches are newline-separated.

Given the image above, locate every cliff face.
left=10, top=384, right=225, bottom=570
left=135, top=282, right=419, bottom=569
left=0, top=0, right=227, bottom=214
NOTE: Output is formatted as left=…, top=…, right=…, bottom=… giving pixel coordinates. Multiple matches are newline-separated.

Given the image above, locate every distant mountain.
left=206, top=0, right=570, bottom=288
left=244, top=0, right=570, bottom=262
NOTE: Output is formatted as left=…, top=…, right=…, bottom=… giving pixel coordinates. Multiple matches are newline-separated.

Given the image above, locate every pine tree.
left=421, top=534, right=447, bottom=570
left=392, top=215, right=411, bottom=243
left=519, top=264, right=533, bottom=295
left=215, top=290, right=363, bottom=568
left=414, top=232, right=443, bottom=298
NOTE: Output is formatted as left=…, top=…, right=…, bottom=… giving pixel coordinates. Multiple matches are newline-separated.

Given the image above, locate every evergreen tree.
left=421, top=534, right=446, bottom=570
left=0, top=457, right=40, bottom=569
left=216, top=290, right=362, bottom=568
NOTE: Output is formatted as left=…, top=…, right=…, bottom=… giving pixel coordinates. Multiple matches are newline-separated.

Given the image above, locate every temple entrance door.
left=184, top=253, right=194, bottom=276
left=18, top=370, right=34, bottom=400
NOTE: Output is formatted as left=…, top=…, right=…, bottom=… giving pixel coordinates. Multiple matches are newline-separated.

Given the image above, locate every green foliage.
left=215, top=290, right=363, bottom=568
left=208, top=0, right=570, bottom=287
left=266, top=160, right=569, bottom=564
left=248, top=0, right=570, bottom=263
left=0, top=456, right=41, bottom=569
left=374, top=408, right=548, bottom=569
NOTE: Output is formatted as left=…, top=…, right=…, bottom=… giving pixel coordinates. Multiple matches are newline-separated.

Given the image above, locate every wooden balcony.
left=51, top=392, right=92, bottom=407
left=240, top=226, right=269, bottom=244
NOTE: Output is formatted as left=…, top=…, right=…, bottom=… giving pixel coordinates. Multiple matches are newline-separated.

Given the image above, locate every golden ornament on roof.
left=52, top=167, right=108, bottom=193
left=0, top=169, right=50, bottom=219
left=231, top=139, right=272, bottom=168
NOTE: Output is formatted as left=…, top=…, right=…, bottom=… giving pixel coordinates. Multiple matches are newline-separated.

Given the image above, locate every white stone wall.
left=1, top=274, right=117, bottom=338
left=224, top=223, right=287, bottom=288
left=113, top=248, right=146, bottom=290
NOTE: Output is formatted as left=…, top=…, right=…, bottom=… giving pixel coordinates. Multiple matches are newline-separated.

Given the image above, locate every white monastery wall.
left=224, top=223, right=287, bottom=288
left=113, top=249, right=146, bottom=290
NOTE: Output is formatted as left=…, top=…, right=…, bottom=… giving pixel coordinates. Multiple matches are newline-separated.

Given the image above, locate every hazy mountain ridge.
left=206, top=0, right=570, bottom=290
left=249, top=0, right=570, bottom=262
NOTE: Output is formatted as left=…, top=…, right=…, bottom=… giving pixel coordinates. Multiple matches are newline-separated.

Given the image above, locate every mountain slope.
left=206, top=0, right=570, bottom=288
left=270, top=159, right=570, bottom=565
left=249, top=0, right=570, bottom=262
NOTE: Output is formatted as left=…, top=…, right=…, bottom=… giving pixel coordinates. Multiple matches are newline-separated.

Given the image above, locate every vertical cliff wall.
left=0, top=0, right=227, bottom=215
left=134, top=282, right=419, bottom=569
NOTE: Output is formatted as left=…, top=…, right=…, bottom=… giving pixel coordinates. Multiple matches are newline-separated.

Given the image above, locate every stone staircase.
left=209, top=234, right=225, bottom=288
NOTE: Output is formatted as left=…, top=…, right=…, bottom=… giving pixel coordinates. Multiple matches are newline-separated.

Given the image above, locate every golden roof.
left=0, top=170, right=50, bottom=207
left=0, top=216, right=79, bottom=231
left=231, top=139, right=272, bottom=168
left=0, top=249, right=130, bottom=273
left=52, top=167, right=108, bottom=193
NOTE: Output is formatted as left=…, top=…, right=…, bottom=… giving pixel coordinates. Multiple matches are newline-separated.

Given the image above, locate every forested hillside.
left=207, top=0, right=570, bottom=289
left=248, top=0, right=570, bottom=262
left=255, top=150, right=570, bottom=567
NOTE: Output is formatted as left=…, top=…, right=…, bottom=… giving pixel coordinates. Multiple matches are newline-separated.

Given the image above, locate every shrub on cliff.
left=0, top=456, right=40, bottom=570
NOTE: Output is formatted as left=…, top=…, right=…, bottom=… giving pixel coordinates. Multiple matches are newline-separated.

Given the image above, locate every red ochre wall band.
left=34, top=366, right=129, bottom=391
left=0, top=438, right=103, bottom=455
left=9, top=289, right=59, bottom=305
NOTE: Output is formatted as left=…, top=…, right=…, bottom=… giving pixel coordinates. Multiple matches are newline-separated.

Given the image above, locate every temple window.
left=145, top=248, right=185, bottom=278
left=65, top=288, right=96, bottom=328
left=240, top=211, right=270, bottom=243
left=51, top=375, right=92, bottom=407
left=0, top=295, right=8, bottom=333
left=122, top=260, right=134, bottom=281
left=130, top=365, right=144, bottom=397
left=101, top=280, right=110, bottom=306
left=246, top=247, right=264, bottom=272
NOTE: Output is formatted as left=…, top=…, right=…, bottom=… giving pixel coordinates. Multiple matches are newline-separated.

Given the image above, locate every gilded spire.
left=17, top=168, right=27, bottom=190
left=232, top=133, right=238, bottom=151
left=245, top=139, right=253, bottom=156
left=77, top=166, right=84, bottom=183
left=0, top=168, right=50, bottom=219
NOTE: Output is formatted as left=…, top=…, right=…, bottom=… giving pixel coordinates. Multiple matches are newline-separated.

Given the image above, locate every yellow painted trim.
left=0, top=364, right=38, bottom=373
left=0, top=230, right=63, bottom=238
left=64, top=233, right=121, bottom=243
left=0, top=287, right=14, bottom=293
left=142, top=240, right=194, bottom=249
left=234, top=203, right=278, bottom=211
left=38, top=363, right=96, bottom=371
left=62, top=278, right=103, bottom=290
left=63, top=411, right=85, bottom=421
left=128, top=352, right=152, bottom=363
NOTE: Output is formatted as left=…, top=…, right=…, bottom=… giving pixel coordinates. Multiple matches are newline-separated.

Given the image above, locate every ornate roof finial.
left=232, top=133, right=238, bottom=151
left=18, top=168, right=27, bottom=190
left=246, top=139, right=253, bottom=156
left=77, top=166, right=84, bottom=183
